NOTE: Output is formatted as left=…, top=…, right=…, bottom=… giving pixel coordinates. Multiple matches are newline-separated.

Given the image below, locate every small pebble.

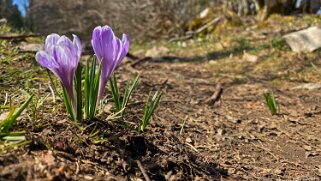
left=228, top=168, right=236, bottom=174
left=217, top=128, right=225, bottom=136
left=303, top=145, right=312, bottom=151
left=185, top=137, right=193, bottom=143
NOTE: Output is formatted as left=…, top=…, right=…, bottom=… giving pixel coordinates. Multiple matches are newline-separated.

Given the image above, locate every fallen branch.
left=0, top=34, right=41, bottom=41
left=193, top=17, right=223, bottom=35
left=53, top=150, right=76, bottom=162
left=126, top=52, right=139, bottom=60
left=124, top=56, right=154, bottom=74
left=127, top=56, right=152, bottom=68
left=205, top=83, right=223, bottom=105
left=18, top=50, right=38, bottom=54
left=170, top=17, right=223, bottom=42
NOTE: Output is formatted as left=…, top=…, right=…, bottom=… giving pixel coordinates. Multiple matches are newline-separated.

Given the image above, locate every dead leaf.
left=40, top=151, right=55, bottom=166
left=0, top=112, right=9, bottom=121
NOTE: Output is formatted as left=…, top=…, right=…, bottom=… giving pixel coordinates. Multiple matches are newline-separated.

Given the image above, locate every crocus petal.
left=53, top=46, right=75, bottom=97
left=111, top=38, right=122, bottom=72
left=92, top=26, right=103, bottom=62
left=52, top=45, right=64, bottom=67
left=99, top=26, right=116, bottom=97
left=57, top=36, right=74, bottom=50
left=101, top=26, right=115, bottom=65
left=36, top=51, right=63, bottom=89
left=72, top=34, right=82, bottom=59
left=118, top=34, right=130, bottom=63
left=54, top=45, right=76, bottom=73
left=36, top=51, right=58, bottom=69
left=45, top=33, right=60, bottom=52
left=57, top=36, right=79, bottom=68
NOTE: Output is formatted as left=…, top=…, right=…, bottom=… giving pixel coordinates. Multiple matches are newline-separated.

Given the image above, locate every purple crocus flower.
left=91, top=26, right=129, bottom=99
left=36, top=33, right=82, bottom=111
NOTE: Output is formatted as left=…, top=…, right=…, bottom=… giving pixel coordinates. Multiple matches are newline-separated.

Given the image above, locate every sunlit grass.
left=0, top=95, right=33, bottom=151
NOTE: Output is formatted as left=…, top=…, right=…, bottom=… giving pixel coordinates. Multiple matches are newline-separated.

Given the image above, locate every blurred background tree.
left=2, top=0, right=321, bottom=41
left=27, top=0, right=211, bottom=42
left=0, top=0, right=24, bottom=29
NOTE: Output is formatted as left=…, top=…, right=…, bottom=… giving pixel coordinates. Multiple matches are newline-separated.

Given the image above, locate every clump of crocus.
left=36, top=26, right=130, bottom=123
left=36, top=26, right=161, bottom=133
left=36, top=34, right=82, bottom=121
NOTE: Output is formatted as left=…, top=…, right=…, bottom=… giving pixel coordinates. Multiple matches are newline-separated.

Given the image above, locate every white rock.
left=283, top=26, right=321, bottom=52
left=200, top=8, right=210, bottom=19
left=292, top=83, right=321, bottom=90
left=242, top=52, right=259, bottom=63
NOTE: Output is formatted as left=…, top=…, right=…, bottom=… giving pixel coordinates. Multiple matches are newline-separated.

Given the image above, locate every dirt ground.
left=2, top=15, right=321, bottom=180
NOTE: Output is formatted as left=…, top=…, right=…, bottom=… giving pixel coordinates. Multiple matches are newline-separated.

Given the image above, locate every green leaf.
left=108, top=74, right=140, bottom=122
left=121, top=74, right=140, bottom=117
left=84, top=59, right=90, bottom=118
left=264, top=91, right=279, bottom=115
left=145, top=91, right=162, bottom=124
left=139, top=91, right=162, bottom=133
left=88, top=59, right=102, bottom=120
left=142, top=92, right=151, bottom=122
left=0, top=107, right=16, bottom=132
left=84, top=56, right=103, bottom=120
left=75, top=64, right=83, bottom=121
left=87, top=56, right=97, bottom=119
left=0, top=95, right=33, bottom=133
left=109, top=75, right=121, bottom=112
left=122, top=82, right=129, bottom=108
left=62, top=86, right=76, bottom=122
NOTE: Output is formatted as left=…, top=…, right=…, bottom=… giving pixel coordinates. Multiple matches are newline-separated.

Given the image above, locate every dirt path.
left=3, top=59, right=321, bottom=180
left=137, top=61, right=321, bottom=180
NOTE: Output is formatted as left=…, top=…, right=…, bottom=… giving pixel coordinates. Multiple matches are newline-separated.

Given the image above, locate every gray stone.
left=283, top=26, right=321, bottom=52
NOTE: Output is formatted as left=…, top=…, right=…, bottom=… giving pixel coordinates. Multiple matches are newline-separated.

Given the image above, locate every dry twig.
left=205, top=83, right=223, bottom=105
left=136, top=160, right=151, bottom=181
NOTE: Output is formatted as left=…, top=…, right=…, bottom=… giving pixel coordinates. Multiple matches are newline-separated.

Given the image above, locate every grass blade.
left=84, top=60, right=90, bottom=118
left=2, top=135, right=25, bottom=141
left=145, top=91, right=162, bottom=124
left=264, top=91, right=279, bottom=115
left=88, top=56, right=97, bottom=119
left=109, top=75, right=121, bottom=112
